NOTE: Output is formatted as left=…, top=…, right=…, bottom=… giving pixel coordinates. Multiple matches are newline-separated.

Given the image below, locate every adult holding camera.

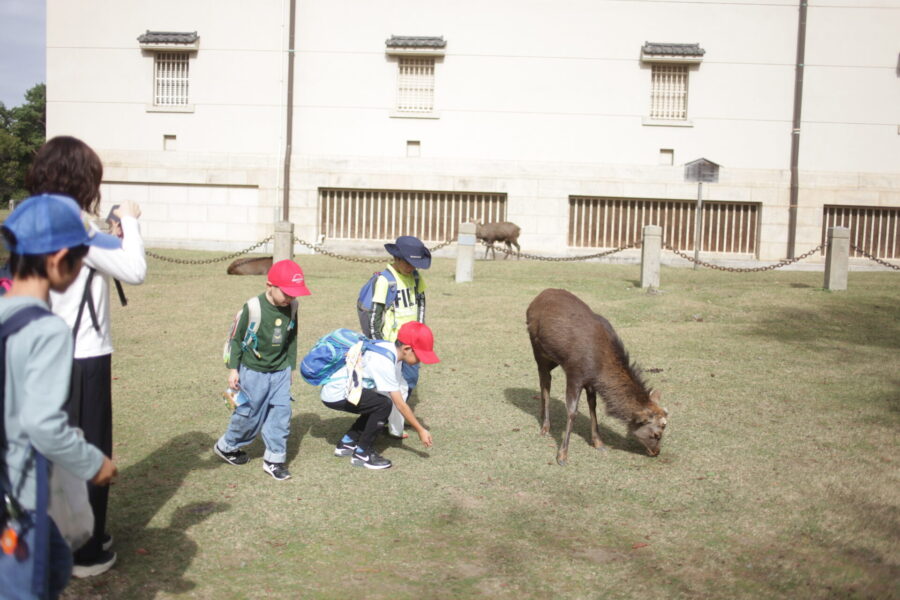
left=25, top=136, right=147, bottom=578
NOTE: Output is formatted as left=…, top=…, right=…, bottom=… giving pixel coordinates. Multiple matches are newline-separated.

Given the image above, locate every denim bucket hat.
left=384, top=236, right=431, bottom=269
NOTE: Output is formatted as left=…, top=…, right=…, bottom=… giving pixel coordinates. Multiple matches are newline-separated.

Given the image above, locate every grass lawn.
left=50, top=251, right=899, bottom=599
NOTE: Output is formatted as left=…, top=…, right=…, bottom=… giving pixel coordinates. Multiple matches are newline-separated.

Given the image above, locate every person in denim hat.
left=368, top=236, right=431, bottom=438
left=215, top=260, right=311, bottom=481
left=0, top=194, right=118, bottom=599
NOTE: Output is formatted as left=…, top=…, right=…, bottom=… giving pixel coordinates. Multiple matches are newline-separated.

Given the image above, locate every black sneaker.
left=350, top=449, right=392, bottom=470
left=73, top=550, right=116, bottom=578
left=102, top=533, right=113, bottom=551
left=263, top=461, right=292, bottom=481
left=334, top=439, right=358, bottom=457
left=214, top=444, right=249, bottom=466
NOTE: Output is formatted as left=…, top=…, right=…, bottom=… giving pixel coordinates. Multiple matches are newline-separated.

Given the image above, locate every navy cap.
left=384, top=235, right=431, bottom=269
left=3, top=194, right=122, bottom=255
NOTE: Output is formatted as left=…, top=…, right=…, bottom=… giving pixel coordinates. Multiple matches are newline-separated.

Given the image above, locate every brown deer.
left=475, top=221, right=521, bottom=259
left=226, top=256, right=273, bottom=275
left=526, top=288, right=668, bottom=465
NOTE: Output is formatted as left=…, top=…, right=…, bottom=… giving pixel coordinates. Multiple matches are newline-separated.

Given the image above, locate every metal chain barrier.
left=663, top=243, right=824, bottom=272
left=145, top=235, right=274, bottom=265
left=850, top=245, right=900, bottom=271
left=483, top=240, right=640, bottom=261
left=294, top=236, right=457, bottom=264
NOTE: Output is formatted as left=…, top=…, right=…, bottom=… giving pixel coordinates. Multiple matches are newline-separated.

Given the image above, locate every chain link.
left=483, top=240, right=640, bottom=261
left=850, top=245, right=900, bottom=271
left=293, top=236, right=457, bottom=264
left=145, top=236, right=274, bottom=265
left=663, top=243, right=824, bottom=272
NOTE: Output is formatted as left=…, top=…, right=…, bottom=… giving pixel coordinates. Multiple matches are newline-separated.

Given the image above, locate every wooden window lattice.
left=569, top=196, right=759, bottom=255
left=154, top=52, right=190, bottom=106
left=320, top=188, right=506, bottom=242
left=823, top=205, right=900, bottom=259
left=397, top=57, right=435, bottom=113
left=650, top=64, right=688, bottom=120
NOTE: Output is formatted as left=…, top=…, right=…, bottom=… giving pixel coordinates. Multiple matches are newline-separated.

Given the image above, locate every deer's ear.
left=649, top=389, right=662, bottom=403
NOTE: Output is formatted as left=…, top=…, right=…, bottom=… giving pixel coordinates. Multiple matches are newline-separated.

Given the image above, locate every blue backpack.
left=300, top=328, right=395, bottom=386
left=356, top=269, right=419, bottom=338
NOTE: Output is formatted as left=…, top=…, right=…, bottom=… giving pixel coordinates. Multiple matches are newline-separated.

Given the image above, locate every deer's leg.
left=585, top=391, right=607, bottom=452
left=537, top=363, right=553, bottom=436
left=512, top=240, right=521, bottom=259
left=558, top=380, right=581, bottom=466
left=503, top=241, right=511, bottom=259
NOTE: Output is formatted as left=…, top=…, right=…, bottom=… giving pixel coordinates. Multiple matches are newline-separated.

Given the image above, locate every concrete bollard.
left=273, top=221, right=294, bottom=262
left=641, top=225, right=662, bottom=289
left=824, top=226, right=849, bottom=291
left=455, top=222, right=476, bottom=283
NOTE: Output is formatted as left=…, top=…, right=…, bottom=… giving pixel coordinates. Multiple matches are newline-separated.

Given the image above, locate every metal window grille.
left=649, top=64, right=688, bottom=120
left=320, top=188, right=506, bottom=242
left=154, top=52, right=190, bottom=106
left=397, top=57, right=435, bottom=113
left=569, top=196, right=759, bottom=255
left=823, top=205, right=900, bottom=259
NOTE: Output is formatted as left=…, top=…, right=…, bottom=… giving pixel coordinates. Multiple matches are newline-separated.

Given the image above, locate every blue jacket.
left=1, top=296, right=104, bottom=510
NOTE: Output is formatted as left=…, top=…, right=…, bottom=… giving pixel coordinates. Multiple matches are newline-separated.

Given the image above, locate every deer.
left=526, top=288, right=668, bottom=465
left=226, top=256, right=273, bottom=275
left=475, top=221, right=521, bottom=260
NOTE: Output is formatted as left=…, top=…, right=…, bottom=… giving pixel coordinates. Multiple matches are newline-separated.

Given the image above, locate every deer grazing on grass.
left=475, top=221, right=521, bottom=260
left=226, top=256, right=273, bottom=275
left=526, top=288, right=668, bottom=465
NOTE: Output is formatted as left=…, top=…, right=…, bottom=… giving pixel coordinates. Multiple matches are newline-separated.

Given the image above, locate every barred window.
left=154, top=52, right=190, bottom=107
left=397, top=57, right=435, bottom=113
left=649, top=64, right=688, bottom=121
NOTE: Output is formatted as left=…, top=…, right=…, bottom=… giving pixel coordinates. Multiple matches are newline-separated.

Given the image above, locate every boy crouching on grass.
left=215, top=260, right=311, bottom=481
left=321, top=321, right=438, bottom=470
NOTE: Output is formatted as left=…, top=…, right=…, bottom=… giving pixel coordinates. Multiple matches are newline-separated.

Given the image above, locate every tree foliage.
left=0, top=83, right=46, bottom=206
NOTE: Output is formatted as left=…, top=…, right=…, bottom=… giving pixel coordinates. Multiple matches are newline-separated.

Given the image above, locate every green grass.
left=59, top=252, right=899, bottom=599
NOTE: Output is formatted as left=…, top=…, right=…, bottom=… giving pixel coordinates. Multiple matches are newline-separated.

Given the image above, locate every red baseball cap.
left=267, top=259, right=311, bottom=297
left=397, top=322, right=440, bottom=364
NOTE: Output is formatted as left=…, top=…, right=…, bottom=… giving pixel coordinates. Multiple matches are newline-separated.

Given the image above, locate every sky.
left=0, top=0, right=46, bottom=108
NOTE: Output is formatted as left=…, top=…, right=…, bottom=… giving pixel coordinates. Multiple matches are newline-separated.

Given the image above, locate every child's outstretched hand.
left=228, top=368, right=240, bottom=390
left=418, top=428, right=433, bottom=448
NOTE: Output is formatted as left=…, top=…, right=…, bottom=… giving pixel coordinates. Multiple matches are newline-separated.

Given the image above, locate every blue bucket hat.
left=3, top=194, right=122, bottom=255
left=384, top=235, right=431, bottom=269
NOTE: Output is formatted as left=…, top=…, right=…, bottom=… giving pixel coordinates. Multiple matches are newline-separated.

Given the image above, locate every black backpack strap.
left=113, top=278, right=127, bottom=307
left=73, top=268, right=100, bottom=336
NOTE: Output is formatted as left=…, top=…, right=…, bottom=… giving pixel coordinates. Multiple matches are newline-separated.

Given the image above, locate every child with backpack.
left=313, top=321, right=438, bottom=470
left=215, top=259, right=311, bottom=481
left=357, top=236, right=431, bottom=437
left=0, top=194, right=118, bottom=599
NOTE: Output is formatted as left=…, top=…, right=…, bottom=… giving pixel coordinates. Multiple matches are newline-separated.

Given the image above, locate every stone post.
left=273, top=221, right=294, bottom=262
left=641, top=225, right=662, bottom=289
left=456, top=222, right=476, bottom=283
left=824, top=226, right=849, bottom=291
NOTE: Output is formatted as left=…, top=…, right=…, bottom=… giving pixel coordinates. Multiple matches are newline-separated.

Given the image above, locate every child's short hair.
left=1, top=229, right=88, bottom=279
left=25, top=136, right=104, bottom=216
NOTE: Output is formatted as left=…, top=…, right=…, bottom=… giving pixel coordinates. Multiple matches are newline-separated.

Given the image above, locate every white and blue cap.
left=3, top=193, right=122, bottom=255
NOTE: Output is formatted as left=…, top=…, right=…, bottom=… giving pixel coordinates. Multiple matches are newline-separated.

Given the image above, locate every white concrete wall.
left=47, top=0, right=900, bottom=261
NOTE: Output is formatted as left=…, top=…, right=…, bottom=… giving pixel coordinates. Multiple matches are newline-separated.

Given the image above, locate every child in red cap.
left=320, top=321, right=438, bottom=470
left=215, top=259, right=311, bottom=480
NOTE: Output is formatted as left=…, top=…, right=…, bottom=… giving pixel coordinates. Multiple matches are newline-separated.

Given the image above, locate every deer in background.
left=526, top=288, right=668, bottom=465
left=475, top=221, right=521, bottom=259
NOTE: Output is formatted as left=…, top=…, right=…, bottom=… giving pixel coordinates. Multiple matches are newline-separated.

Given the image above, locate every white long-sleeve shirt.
left=49, top=215, right=146, bottom=359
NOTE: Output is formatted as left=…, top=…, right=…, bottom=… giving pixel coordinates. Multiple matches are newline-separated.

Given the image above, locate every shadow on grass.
left=743, top=302, right=900, bottom=352
left=504, top=387, right=643, bottom=455
left=64, top=432, right=228, bottom=599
